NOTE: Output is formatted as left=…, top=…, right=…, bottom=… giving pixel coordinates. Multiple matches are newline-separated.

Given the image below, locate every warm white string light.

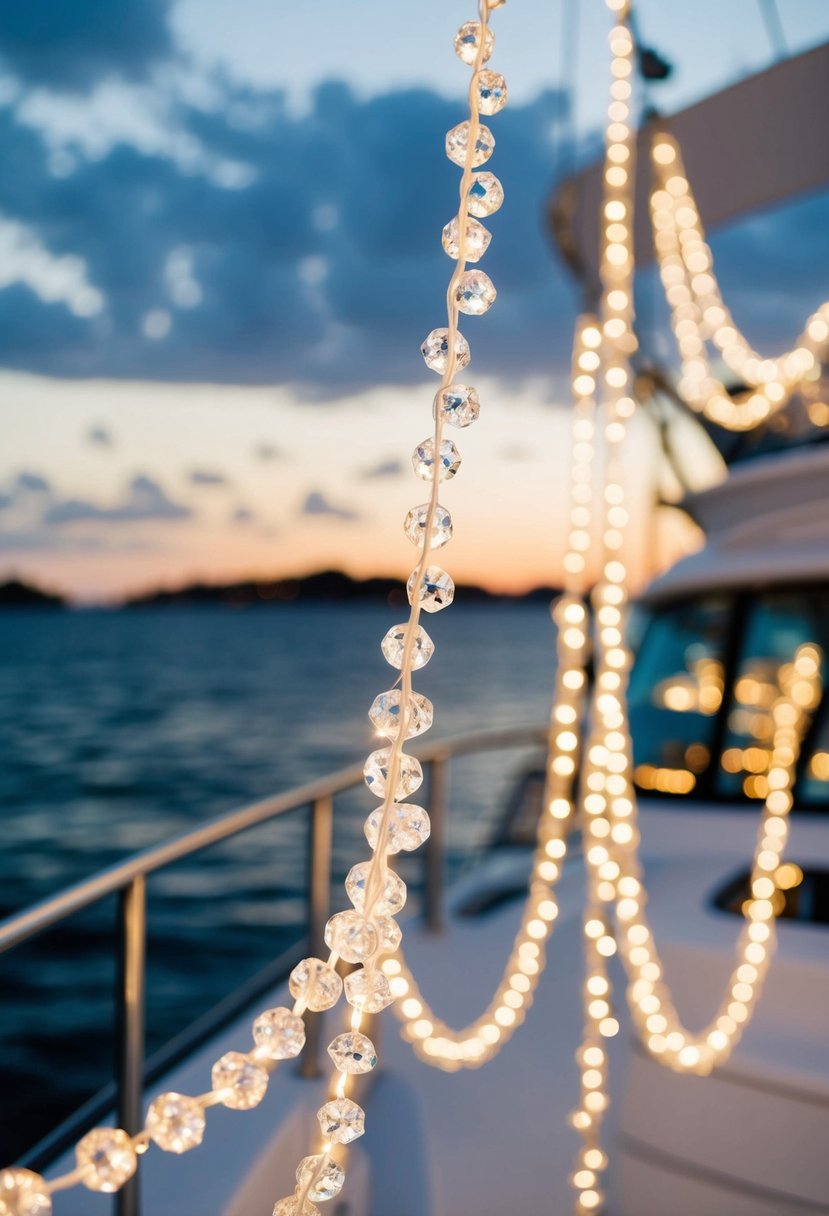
left=609, top=643, right=821, bottom=1074
left=567, top=5, right=637, bottom=1209
left=650, top=129, right=829, bottom=430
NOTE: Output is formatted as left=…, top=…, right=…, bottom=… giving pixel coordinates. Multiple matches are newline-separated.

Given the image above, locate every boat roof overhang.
left=642, top=442, right=829, bottom=604
left=550, top=41, right=829, bottom=297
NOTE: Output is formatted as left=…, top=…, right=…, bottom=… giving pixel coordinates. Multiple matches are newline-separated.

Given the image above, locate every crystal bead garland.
left=386, top=314, right=600, bottom=1067
left=277, top=4, right=508, bottom=1212
left=0, top=24, right=503, bottom=1198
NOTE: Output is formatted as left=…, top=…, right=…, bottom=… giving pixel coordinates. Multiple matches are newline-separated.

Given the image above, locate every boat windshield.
left=629, top=587, right=829, bottom=810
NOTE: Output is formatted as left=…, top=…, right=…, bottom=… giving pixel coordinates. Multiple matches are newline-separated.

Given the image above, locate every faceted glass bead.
left=381, top=623, right=435, bottom=670
left=376, top=915, right=402, bottom=954
left=437, top=383, right=480, bottom=428
left=421, top=327, right=470, bottom=375
left=317, top=1097, right=366, bottom=1144
left=404, top=503, right=453, bottom=550
left=363, top=748, right=424, bottom=798
left=453, top=21, right=495, bottom=66
left=76, top=1128, right=137, bottom=1193
left=296, top=1155, right=345, bottom=1203
left=345, top=967, right=394, bottom=1013
left=324, top=909, right=378, bottom=963
left=328, top=1031, right=378, bottom=1074
left=475, top=70, right=508, bottom=115
left=289, top=957, right=342, bottom=1012
left=407, top=565, right=455, bottom=613
left=442, top=216, right=492, bottom=262
left=369, top=689, right=433, bottom=739
left=0, top=1169, right=51, bottom=1216
left=212, top=1051, right=269, bottom=1110
left=446, top=121, right=495, bottom=168
left=365, top=803, right=431, bottom=854
left=455, top=270, right=497, bottom=316
left=467, top=171, right=504, bottom=217
left=345, top=862, right=407, bottom=917
left=412, top=437, right=461, bottom=482
left=272, top=1196, right=318, bottom=1216
left=146, top=1092, right=206, bottom=1154
left=252, top=1006, right=306, bottom=1059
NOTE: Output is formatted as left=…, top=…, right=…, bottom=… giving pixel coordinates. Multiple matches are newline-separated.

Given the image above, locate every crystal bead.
left=455, top=270, right=497, bottom=316
left=146, top=1092, right=205, bottom=1154
left=404, top=503, right=453, bottom=551
left=421, top=327, right=470, bottom=375
left=363, top=748, right=424, bottom=798
left=407, top=565, right=455, bottom=613
left=412, top=437, right=461, bottom=482
left=76, top=1128, right=137, bottom=1192
left=296, top=1155, right=345, bottom=1203
left=369, top=689, right=434, bottom=739
left=381, top=623, right=435, bottom=670
left=212, top=1051, right=269, bottom=1109
left=328, top=1031, right=378, bottom=1074
left=365, top=803, right=431, bottom=854
left=442, top=216, right=492, bottom=262
left=446, top=121, right=495, bottom=168
left=252, top=1007, right=306, bottom=1059
left=345, top=862, right=407, bottom=917
left=324, top=909, right=378, bottom=962
left=317, top=1097, right=366, bottom=1144
left=437, top=383, right=480, bottom=428
left=272, top=1196, right=318, bottom=1216
left=376, top=915, right=402, bottom=954
left=453, top=21, right=495, bottom=66
left=475, top=70, right=508, bottom=115
left=289, top=957, right=343, bottom=1012
left=467, top=171, right=504, bottom=217
left=0, top=1169, right=51, bottom=1216
left=345, top=967, right=394, bottom=1013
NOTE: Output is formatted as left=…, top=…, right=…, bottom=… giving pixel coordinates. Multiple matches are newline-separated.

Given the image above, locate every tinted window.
left=629, top=588, right=829, bottom=809
left=628, top=596, right=731, bottom=795
left=715, top=592, right=829, bottom=799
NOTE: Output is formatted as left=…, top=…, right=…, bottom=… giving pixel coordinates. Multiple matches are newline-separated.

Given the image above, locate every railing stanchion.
left=300, top=796, right=334, bottom=1078
left=425, top=755, right=447, bottom=932
left=115, top=876, right=146, bottom=1216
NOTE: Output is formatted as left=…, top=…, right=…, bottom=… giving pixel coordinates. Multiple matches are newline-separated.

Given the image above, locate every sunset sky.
left=1, top=0, right=828, bottom=603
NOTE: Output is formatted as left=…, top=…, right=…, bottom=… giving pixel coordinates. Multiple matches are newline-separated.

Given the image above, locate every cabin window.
left=629, top=587, right=829, bottom=809
left=714, top=591, right=829, bottom=800
left=628, top=595, right=731, bottom=796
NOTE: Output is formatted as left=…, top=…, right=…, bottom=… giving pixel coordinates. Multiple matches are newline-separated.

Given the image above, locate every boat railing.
left=0, top=722, right=547, bottom=1214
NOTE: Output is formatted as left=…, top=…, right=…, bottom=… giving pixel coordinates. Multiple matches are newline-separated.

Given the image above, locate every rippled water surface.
left=0, top=604, right=554, bottom=1159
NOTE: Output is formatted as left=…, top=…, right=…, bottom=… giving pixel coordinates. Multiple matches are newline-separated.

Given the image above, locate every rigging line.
left=758, top=0, right=788, bottom=61
left=551, top=0, right=580, bottom=188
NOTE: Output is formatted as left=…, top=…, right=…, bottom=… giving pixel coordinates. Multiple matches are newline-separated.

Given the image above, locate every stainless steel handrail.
left=0, top=724, right=545, bottom=954
left=1, top=722, right=547, bottom=1216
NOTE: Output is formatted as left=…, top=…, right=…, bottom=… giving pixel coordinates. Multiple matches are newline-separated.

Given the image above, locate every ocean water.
left=0, top=603, right=555, bottom=1160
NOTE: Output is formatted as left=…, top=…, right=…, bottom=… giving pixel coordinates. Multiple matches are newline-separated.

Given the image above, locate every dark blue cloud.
left=301, top=490, right=359, bottom=522
left=14, top=472, right=52, bottom=494
left=189, top=469, right=228, bottom=487
left=87, top=424, right=113, bottom=448
left=0, top=0, right=173, bottom=90
left=231, top=506, right=254, bottom=525
left=358, top=458, right=404, bottom=480
left=0, top=64, right=824, bottom=393
left=44, top=474, right=191, bottom=524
